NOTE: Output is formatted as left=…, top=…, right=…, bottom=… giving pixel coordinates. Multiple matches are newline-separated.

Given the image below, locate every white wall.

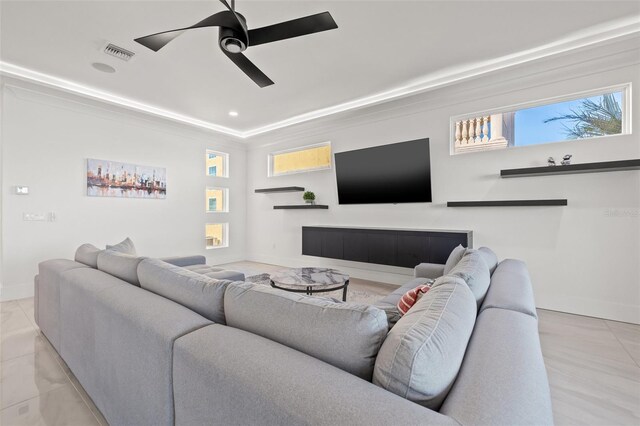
left=245, top=43, right=640, bottom=324
left=0, top=79, right=247, bottom=300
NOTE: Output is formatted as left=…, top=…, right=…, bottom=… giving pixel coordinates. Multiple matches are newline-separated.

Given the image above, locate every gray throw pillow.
left=74, top=243, right=102, bottom=268
left=106, top=237, right=137, bottom=256
left=443, top=244, right=466, bottom=274
left=373, top=276, right=476, bottom=409
left=478, top=247, right=499, bottom=275
left=448, top=249, right=491, bottom=308
left=97, top=250, right=146, bottom=286
left=138, top=259, right=232, bottom=324
left=224, top=282, right=388, bottom=381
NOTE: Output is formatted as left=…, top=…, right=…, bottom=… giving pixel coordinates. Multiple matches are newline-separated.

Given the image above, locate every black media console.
left=302, top=226, right=473, bottom=268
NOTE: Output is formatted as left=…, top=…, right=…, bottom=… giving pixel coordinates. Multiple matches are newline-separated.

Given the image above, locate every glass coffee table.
left=269, top=267, right=350, bottom=301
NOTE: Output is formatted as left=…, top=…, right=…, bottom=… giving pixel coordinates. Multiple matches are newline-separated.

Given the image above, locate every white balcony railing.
left=453, top=112, right=514, bottom=154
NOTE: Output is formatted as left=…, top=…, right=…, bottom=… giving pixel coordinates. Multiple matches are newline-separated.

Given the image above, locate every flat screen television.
left=334, top=138, right=432, bottom=204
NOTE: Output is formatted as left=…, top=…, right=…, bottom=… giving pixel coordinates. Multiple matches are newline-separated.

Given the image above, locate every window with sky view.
left=514, top=91, right=623, bottom=146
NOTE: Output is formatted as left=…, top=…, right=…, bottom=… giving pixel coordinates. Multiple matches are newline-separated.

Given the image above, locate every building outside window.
left=206, top=187, right=228, bottom=213
left=206, top=150, right=229, bottom=177
left=451, top=84, right=629, bottom=154
left=206, top=223, right=228, bottom=249
left=268, top=142, right=331, bottom=176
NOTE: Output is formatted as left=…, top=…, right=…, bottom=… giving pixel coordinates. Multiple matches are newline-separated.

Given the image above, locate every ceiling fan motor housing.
left=219, top=15, right=247, bottom=53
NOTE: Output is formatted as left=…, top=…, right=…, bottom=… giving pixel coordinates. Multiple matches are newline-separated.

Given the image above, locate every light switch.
left=16, top=186, right=29, bottom=195
left=23, top=213, right=46, bottom=221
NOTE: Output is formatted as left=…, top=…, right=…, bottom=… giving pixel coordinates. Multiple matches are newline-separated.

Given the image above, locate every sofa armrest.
left=160, top=255, right=206, bottom=267
left=173, top=325, right=458, bottom=426
left=414, top=262, right=445, bottom=279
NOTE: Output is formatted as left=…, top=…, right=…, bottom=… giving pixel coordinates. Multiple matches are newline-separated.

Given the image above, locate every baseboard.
left=246, top=253, right=412, bottom=286
left=537, top=296, right=640, bottom=325
left=0, top=283, right=34, bottom=301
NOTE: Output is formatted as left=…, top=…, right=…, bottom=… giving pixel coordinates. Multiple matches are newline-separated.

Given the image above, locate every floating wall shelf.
left=274, top=205, right=329, bottom=210
left=501, top=159, right=640, bottom=178
left=447, top=199, right=567, bottom=207
left=255, top=186, right=305, bottom=193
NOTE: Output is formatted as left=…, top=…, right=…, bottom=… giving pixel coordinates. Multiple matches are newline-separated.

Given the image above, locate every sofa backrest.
left=35, top=261, right=212, bottom=426
left=138, top=258, right=234, bottom=324
left=480, top=259, right=537, bottom=318
left=373, top=276, right=477, bottom=410
left=224, top=282, right=388, bottom=381
left=440, top=308, right=553, bottom=425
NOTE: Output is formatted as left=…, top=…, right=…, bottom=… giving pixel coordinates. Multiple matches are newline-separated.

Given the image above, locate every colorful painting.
left=86, top=159, right=166, bottom=199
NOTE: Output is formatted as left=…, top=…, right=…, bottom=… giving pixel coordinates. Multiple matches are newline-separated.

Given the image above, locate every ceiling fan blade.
left=135, top=11, right=243, bottom=51
left=222, top=50, right=274, bottom=88
left=248, top=11, right=337, bottom=47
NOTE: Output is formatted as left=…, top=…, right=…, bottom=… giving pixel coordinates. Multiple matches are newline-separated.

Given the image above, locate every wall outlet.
left=23, top=213, right=46, bottom=221
left=15, top=186, right=29, bottom=195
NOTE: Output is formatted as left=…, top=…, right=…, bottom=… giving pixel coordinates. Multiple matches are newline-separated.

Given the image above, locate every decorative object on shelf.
left=547, top=157, right=556, bottom=166
left=86, top=158, right=166, bottom=199
left=501, top=159, right=640, bottom=178
left=303, top=191, right=316, bottom=205
left=561, top=154, right=573, bottom=165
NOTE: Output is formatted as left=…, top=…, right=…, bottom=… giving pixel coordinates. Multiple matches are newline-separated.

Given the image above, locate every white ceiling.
left=1, top=1, right=639, bottom=137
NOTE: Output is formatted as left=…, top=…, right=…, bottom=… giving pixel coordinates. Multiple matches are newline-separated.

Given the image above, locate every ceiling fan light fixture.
left=221, top=37, right=246, bottom=53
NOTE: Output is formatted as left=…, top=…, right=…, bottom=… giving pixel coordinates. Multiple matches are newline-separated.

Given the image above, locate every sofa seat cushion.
left=97, top=250, right=146, bottom=286
left=183, top=264, right=245, bottom=282
left=138, top=259, right=234, bottom=324
left=448, top=249, right=491, bottom=308
left=440, top=308, right=553, bottom=426
left=479, top=259, right=537, bottom=318
left=443, top=244, right=466, bottom=275
left=224, top=282, right=388, bottom=381
left=74, top=244, right=102, bottom=268
left=373, top=276, right=476, bottom=410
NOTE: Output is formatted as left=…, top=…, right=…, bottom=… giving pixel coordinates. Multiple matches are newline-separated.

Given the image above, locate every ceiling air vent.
left=104, top=44, right=135, bottom=61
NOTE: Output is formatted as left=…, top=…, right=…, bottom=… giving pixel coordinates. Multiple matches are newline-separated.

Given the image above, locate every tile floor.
left=0, top=262, right=638, bottom=425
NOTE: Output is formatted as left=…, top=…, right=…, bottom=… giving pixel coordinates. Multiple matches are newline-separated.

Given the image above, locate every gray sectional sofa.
left=35, top=244, right=553, bottom=426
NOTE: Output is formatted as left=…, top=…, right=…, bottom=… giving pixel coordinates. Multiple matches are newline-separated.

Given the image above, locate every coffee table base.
left=270, top=280, right=350, bottom=302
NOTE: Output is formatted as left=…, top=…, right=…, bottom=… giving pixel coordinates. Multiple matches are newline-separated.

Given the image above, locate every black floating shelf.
left=501, top=159, right=640, bottom=178
left=255, top=186, right=305, bottom=193
left=447, top=199, right=567, bottom=207
left=274, top=205, right=329, bottom=210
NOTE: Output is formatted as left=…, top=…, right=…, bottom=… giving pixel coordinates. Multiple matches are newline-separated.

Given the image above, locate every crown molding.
left=1, top=15, right=639, bottom=140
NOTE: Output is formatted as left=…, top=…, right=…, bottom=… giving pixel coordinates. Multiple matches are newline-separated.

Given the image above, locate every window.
left=268, top=142, right=331, bottom=176
left=206, top=187, right=228, bottom=213
left=206, top=150, right=229, bottom=177
left=451, top=84, right=630, bottom=154
left=206, top=223, right=228, bottom=249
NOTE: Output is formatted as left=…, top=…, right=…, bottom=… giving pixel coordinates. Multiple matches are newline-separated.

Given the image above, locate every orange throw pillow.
left=397, top=284, right=431, bottom=316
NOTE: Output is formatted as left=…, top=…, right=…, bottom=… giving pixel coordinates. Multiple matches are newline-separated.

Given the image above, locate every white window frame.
left=205, top=223, right=229, bottom=250
left=205, top=149, right=230, bottom=178
left=268, top=142, right=332, bottom=177
left=206, top=187, right=229, bottom=213
left=450, top=83, right=632, bottom=155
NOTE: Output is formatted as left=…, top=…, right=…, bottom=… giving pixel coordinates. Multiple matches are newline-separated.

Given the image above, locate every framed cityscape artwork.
left=86, top=158, right=166, bottom=199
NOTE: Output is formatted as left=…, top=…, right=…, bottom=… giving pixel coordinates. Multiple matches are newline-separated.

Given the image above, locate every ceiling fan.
left=134, top=0, right=338, bottom=88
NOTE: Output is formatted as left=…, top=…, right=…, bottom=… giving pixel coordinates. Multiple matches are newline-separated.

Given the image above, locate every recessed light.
left=92, top=62, right=116, bottom=73
left=228, top=111, right=239, bottom=117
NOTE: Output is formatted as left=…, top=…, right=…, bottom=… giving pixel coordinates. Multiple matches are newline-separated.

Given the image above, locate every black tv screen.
left=335, top=138, right=432, bottom=204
